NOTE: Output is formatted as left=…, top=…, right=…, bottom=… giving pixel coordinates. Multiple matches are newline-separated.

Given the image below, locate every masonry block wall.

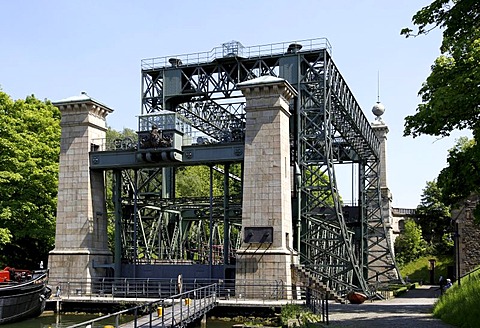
left=459, top=216, right=480, bottom=275
left=454, top=195, right=480, bottom=277
left=48, top=94, right=113, bottom=291
left=235, top=77, right=298, bottom=299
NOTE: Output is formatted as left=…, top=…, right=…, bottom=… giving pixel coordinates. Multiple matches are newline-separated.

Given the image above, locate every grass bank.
left=433, top=267, right=480, bottom=327
left=399, top=255, right=453, bottom=284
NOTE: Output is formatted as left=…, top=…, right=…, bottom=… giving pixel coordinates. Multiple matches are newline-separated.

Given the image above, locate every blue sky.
left=0, top=1, right=470, bottom=208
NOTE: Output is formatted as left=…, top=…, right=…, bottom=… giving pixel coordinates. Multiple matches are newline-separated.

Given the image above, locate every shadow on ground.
left=326, top=286, right=453, bottom=327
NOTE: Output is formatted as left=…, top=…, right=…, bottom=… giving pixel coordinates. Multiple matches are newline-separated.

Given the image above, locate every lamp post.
left=455, top=221, right=461, bottom=286
left=428, top=259, right=436, bottom=285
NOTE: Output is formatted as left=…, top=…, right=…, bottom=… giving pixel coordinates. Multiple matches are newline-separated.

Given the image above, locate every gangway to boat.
left=121, top=296, right=216, bottom=328
left=66, top=283, right=217, bottom=328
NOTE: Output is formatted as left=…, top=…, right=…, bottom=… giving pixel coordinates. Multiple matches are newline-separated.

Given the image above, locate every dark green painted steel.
left=93, top=38, right=399, bottom=297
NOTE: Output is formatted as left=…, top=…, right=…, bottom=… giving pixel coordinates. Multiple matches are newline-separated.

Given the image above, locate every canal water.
left=3, top=313, right=243, bottom=328
left=1, top=313, right=133, bottom=328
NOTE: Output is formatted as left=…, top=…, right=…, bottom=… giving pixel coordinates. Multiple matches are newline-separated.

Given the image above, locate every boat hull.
left=347, top=291, right=368, bottom=304
left=0, top=272, right=50, bottom=325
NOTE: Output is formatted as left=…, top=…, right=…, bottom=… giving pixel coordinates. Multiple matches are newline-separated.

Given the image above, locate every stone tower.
left=235, top=76, right=298, bottom=298
left=371, top=110, right=393, bottom=224
left=370, top=102, right=399, bottom=281
left=48, top=92, right=113, bottom=290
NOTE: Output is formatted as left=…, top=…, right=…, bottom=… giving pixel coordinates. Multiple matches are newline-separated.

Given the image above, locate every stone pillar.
left=452, top=195, right=480, bottom=280
left=235, top=76, right=298, bottom=299
left=372, top=123, right=388, bottom=187
left=48, top=92, right=113, bottom=291
left=371, top=119, right=393, bottom=229
left=371, top=117, right=399, bottom=281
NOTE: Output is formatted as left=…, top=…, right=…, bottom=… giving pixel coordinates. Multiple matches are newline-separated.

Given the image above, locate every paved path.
left=327, top=285, right=454, bottom=327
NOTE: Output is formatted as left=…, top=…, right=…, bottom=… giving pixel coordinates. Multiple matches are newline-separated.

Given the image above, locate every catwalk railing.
left=66, top=283, right=217, bottom=328
left=141, top=38, right=332, bottom=70
left=54, top=277, right=302, bottom=301
left=55, top=278, right=329, bottom=327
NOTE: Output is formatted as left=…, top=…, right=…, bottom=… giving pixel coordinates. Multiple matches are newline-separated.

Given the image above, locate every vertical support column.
left=48, top=93, right=113, bottom=290
left=358, top=163, right=368, bottom=279
left=113, top=170, right=122, bottom=278
left=371, top=120, right=393, bottom=239
left=370, top=118, right=400, bottom=282
left=236, top=76, right=298, bottom=299
left=223, top=164, right=230, bottom=266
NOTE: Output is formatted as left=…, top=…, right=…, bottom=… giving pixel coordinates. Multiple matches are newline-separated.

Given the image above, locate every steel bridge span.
left=89, top=38, right=401, bottom=297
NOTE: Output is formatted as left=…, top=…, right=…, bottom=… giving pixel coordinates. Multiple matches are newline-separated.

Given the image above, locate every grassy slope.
left=400, top=255, right=454, bottom=284
left=401, top=256, right=480, bottom=327
left=433, top=268, right=480, bottom=327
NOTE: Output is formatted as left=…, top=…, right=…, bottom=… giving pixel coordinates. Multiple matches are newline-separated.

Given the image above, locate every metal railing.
left=305, top=287, right=330, bottom=325
left=66, top=283, right=217, bottom=328
left=90, top=137, right=138, bottom=152
left=52, top=277, right=329, bottom=327
left=460, top=265, right=480, bottom=283
left=54, top=277, right=295, bottom=300
left=392, top=207, right=417, bottom=216
left=54, top=277, right=216, bottom=300
left=141, top=38, right=332, bottom=70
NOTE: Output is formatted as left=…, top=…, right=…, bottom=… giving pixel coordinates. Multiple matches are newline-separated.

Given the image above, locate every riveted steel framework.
left=113, top=166, right=243, bottom=268
left=112, top=38, right=400, bottom=295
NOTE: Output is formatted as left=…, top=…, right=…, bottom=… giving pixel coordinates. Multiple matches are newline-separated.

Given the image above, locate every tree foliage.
left=416, top=180, right=453, bottom=254
left=394, top=220, right=428, bottom=265
left=437, top=137, right=480, bottom=223
left=0, top=91, right=60, bottom=268
left=401, top=0, right=480, bottom=50
left=402, top=1, right=480, bottom=217
left=402, top=0, right=480, bottom=138
left=176, top=165, right=242, bottom=198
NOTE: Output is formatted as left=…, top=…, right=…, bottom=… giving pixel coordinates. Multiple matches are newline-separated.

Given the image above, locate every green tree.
left=416, top=180, right=452, bottom=254
left=0, top=91, right=61, bottom=268
left=402, top=0, right=480, bottom=138
left=106, top=127, right=137, bottom=146
left=402, top=0, right=480, bottom=216
left=176, top=166, right=221, bottom=198
left=176, top=164, right=242, bottom=198
left=437, top=137, right=480, bottom=219
left=395, top=220, right=428, bottom=265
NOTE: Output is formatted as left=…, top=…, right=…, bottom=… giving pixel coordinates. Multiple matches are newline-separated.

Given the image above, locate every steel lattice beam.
left=115, top=167, right=242, bottom=264
left=107, top=38, right=401, bottom=294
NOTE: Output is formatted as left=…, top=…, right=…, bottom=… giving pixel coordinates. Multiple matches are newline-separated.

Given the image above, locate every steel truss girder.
left=297, top=49, right=399, bottom=295
left=362, top=159, right=398, bottom=282
left=177, top=100, right=245, bottom=142
left=141, top=57, right=282, bottom=141
left=131, top=40, right=399, bottom=293
left=298, top=50, right=369, bottom=295
left=116, top=168, right=242, bottom=264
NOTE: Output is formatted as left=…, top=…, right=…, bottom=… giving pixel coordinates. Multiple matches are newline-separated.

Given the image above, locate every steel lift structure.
left=90, top=38, right=400, bottom=296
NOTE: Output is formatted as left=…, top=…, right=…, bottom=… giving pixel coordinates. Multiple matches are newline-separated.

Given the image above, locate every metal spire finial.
left=372, top=71, right=385, bottom=121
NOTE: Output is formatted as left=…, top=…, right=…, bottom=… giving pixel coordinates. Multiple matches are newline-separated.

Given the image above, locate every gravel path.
left=326, top=285, right=454, bottom=327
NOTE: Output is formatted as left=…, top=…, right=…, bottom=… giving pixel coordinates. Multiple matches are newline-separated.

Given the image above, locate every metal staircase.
left=291, top=264, right=347, bottom=304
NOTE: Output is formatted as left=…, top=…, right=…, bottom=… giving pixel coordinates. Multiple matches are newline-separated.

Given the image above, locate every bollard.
left=185, top=298, right=191, bottom=305
left=157, top=306, right=163, bottom=316
left=104, top=326, right=114, bottom=328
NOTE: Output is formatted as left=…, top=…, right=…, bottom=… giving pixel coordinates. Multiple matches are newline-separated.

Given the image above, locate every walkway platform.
left=57, top=281, right=315, bottom=328
left=119, top=297, right=216, bottom=328
left=217, top=299, right=305, bottom=307
left=47, top=296, right=304, bottom=307
left=46, top=295, right=161, bottom=313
